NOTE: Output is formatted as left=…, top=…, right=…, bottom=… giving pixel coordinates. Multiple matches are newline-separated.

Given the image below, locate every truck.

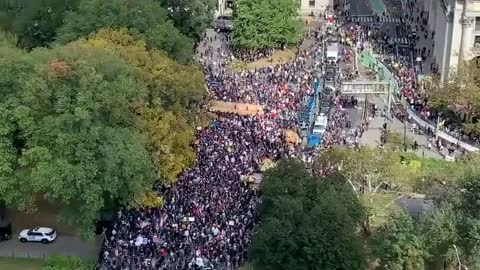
left=326, top=44, right=339, bottom=64
left=312, top=113, right=328, bottom=135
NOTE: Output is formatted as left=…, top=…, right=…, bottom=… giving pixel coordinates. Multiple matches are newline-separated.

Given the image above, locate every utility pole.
left=436, top=113, right=442, bottom=140
left=403, top=118, right=407, bottom=152
left=386, top=83, right=392, bottom=121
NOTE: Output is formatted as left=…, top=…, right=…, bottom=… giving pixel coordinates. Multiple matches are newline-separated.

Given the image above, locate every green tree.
left=251, top=159, right=367, bottom=270
left=0, top=45, right=38, bottom=211
left=373, top=169, right=480, bottom=269
left=460, top=171, right=480, bottom=219
left=74, top=28, right=205, bottom=183
left=313, top=147, right=418, bottom=230
left=156, top=0, right=216, bottom=40
left=0, top=0, right=79, bottom=50
left=0, top=44, right=158, bottom=238
left=232, top=0, right=303, bottom=50
left=428, top=60, right=480, bottom=135
left=418, top=203, right=462, bottom=269
left=371, top=211, right=428, bottom=270
left=56, top=0, right=193, bottom=63
left=42, top=255, right=93, bottom=270
left=314, top=147, right=417, bottom=196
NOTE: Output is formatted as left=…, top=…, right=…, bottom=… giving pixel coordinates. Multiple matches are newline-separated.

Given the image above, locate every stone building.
left=298, top=0, right=332, bottom=16
left=425, top=0, right=480, bottom=75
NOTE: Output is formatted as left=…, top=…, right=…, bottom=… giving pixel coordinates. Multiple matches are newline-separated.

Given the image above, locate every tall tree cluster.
left=232, top=0, right=303, bottom=50
left=371, top=174, right=480, bottom=269
left=0, top=0, right=214, bottom=62
left=367, top=154, right=480, bottom=270
left=259, top=148, right=480, bottom=269
left=428, top=59, right=480, bottom=135
left=0, top=0, right=211, bottom=237
left=250, top=159, right=368, bottom=270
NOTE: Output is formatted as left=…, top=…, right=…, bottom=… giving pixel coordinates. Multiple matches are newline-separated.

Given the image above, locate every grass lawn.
left=363, top=193, right=401, bottom=228
left=239, top=263, right=254, bottom=270
left=229, top=48, right=297, bottom=71
left=420, top=157, right=445, bottom=170
left=0, top=257, right=44, bottom=270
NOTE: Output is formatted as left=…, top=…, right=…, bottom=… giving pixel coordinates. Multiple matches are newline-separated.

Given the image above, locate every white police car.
left=19, top=227, right=57, bottom=244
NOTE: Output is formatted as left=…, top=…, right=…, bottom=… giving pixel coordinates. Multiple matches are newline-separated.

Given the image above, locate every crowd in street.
left=337, top=16, right=480, bottom=148
left=322, top=96, right=364, bottom=149
left=204, top=55, right=315, bottom=127
left=99, top=26, right=362, bottom=269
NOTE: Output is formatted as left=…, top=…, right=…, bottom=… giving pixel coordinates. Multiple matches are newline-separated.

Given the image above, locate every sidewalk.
left=404, top=0, right=437, bottom=74
left=361, top=113, right=443, bottom=159
left=360, top=95, right=448, bottom=159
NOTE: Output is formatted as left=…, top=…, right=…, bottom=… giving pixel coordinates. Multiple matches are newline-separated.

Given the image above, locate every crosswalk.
left=349, top=16, right=403, bottom=23
left=390, top=37, right=410, bottom=45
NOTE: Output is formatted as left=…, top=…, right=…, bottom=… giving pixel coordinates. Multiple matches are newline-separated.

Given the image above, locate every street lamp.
left=403, top=117, right=407, bottom=152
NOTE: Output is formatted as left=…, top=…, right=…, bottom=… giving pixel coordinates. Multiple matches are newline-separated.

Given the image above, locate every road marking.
left=349, top=16, right=403, bottom=23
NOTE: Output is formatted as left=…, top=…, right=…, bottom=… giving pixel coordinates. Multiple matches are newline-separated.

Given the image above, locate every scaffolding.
left=340, top=81, right=392, bottom=121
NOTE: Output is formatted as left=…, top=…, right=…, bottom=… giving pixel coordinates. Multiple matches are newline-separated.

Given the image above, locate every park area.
left=229, top=48, right=297, bottom=71
left=0, top=257, right=43, bottom=270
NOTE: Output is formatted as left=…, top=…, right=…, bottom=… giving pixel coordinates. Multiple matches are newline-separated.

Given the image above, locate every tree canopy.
left=250, top=159, right=367, bottom=270
left=0, top=0, right=210, bottom=239
left=74, top=28, right=205, bottom=184
left=232, top=0, right=303, bottom=50
left=0, top=28, right=206, bottom=237
left=371, top=211, right=428, bottom=270
left=428, top=60, right=480, bottom=135
left=371, top=167, right=480, bottom=269
left=0, top=44, right=159, bottom=237
left=0, top=0, right=79, bottom=50
left=56, top=0, right=194, bottom=63
left=155, top=0, right=216, bottom=41
left=313, top=147, right=420, bottom=231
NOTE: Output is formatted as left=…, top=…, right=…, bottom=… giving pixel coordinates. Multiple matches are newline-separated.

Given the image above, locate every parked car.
left=0, top=221, right=11, bottom=242
left=19, top=227, right=57, bottom=244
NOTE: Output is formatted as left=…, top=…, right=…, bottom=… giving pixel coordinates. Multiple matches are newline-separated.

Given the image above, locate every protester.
left=99, top=28, right=358, bottom=270
left=345, top=20, right=480, bottom=148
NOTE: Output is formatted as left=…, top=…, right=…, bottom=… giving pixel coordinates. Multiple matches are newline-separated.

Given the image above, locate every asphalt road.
left=345, top=0, right=410, bottom=42
left=0, top=235, right=102, bottom=259
left=348, top=0, right=374, bottom=16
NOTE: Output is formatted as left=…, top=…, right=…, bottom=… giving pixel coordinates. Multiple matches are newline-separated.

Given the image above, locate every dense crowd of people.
left=339, top=18, right=480, bottom=148
left=98, top=25, right=360, bottom=269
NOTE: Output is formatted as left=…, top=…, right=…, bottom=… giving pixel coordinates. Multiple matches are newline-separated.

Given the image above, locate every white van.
left=326, top=44, right=339, bottom=64
left=312, top=113, right=328, bottom=135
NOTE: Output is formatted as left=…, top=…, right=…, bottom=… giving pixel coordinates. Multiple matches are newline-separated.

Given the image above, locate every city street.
left=334, top=0, right=457, bottom=159
left=0, top=236, right=102, bottom=260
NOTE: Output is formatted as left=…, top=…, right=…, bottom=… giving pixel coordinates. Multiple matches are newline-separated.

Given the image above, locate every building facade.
left=299, top=0, right=332, bottom=16
left=425, top=0, right=480, bottom=75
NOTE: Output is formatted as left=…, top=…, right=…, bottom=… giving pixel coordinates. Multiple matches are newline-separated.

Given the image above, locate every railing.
left=300, top=80, right=322, bottom=127
left=358, top=50, right=480, bottom=152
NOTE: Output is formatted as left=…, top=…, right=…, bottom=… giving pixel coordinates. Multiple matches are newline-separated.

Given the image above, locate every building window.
left=475, top=36, right=480, bottom=47
left=475, top=17, right=480, bottom=31
left=475, top=57, right=480, bottom=69
left=309, top=0, right=315, bottom=7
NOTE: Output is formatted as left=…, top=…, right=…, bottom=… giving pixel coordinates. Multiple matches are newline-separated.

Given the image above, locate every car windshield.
left=45, top=229, right=55, bottom=236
